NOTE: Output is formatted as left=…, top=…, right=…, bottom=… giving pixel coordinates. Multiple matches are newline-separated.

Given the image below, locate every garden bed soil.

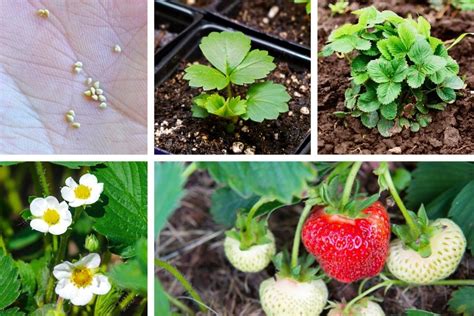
left=156, top=167, right=474, bottom=315
left=155, top=60, right=311, bottom=154
left=318, top=0, right=474, bottom=154
left=226, top=0, right=311, bottom=47
left=155, top=25, right=177, bottom=51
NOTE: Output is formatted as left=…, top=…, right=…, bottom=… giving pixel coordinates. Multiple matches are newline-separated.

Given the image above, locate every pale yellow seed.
left=92, top=95, right=99, bottom=101
left=99, top=102, right=107, bottom=109
left=95, top=89, right=103, bottom=95
left=86, top=77, right=92, bottom=85
left=90, top=87, right=96, bottom=95
left=114, top=44, right=122, bottom=53
left=74, top=67, right=81, bottom=74
left=98, top=95, right=106, bottom=102
left=93, top=81, right=100, bottom=89
left=67, top=110, right=75, bottom=116
left=43, top=9, right=50, bottom=17
left=72, top=122, right=81, bottom=129
left=37, top=9, right=49, bottom=18
left=84, top=90, right=92, bottom=97
left=74, top=61, right=83, bottom=68
left=66, top=114, right=75, bottom=123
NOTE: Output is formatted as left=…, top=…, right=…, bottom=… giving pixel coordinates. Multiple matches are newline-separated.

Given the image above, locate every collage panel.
left=155, top=0, right=311, bottom=155
left=0, top=1, right=147, bottom=154
left=156, top=161, right=474, bottom=315
left=318, top=1, right=473, bottom=154
left=0, top=162, right=147, bottom=315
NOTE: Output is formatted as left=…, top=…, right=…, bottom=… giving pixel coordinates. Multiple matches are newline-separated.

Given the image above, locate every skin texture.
left=0, top=1, right=147, bottom=154
left=302, top=201, right=391, bottom=283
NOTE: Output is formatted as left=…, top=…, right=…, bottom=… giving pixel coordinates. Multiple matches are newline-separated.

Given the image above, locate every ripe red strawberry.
left=301, top=201, right=390, bottom=283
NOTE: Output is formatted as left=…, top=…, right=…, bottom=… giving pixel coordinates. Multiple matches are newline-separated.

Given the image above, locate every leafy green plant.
left=329, top=0, right=349, bottom=15
left=295, top=0, right=312, bottom=14
left=184, top=31, right=290, bottom=128
left=430, top=0, right=474, bottom=11
left=321, top=6, right=466, bottom=137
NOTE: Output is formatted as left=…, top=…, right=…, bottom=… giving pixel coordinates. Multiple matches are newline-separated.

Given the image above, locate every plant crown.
left=322, top=7, right=465, bottom=137
left=184, top=31, right=290, bottom=123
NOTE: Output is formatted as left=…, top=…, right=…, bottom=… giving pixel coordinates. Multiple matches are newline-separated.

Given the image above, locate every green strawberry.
left=387, top=218, right=466, bottom=284
left=224, top=230, right=275, bottom=273
left=260, top=277, right=328, bottom=316
left=328, top=299, right=385, bottom=315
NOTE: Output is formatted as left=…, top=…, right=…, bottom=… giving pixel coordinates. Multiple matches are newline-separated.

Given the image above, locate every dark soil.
left=178, top=0, right=214, bottom=8
left=318, top=0, right=474, bottom=154
left=227, top=0, right=311, bottom=47
left=155, top=60, right=311, bottom=155
left=156, top=165, right=474, bottom=315
left=155, top=24, right=177, bottom=51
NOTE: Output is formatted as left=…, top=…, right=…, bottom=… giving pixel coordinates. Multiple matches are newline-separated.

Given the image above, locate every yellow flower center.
left=75, top=185, right=92, bottom=199
left=71, top=266, right=93, bottom=288
left=43, top=209, right=60, bottom=226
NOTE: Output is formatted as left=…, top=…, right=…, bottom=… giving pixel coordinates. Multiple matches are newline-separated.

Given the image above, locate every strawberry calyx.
left=273, top=250, right=322, bottom=283
left=225, top=212, right=272, bottom=250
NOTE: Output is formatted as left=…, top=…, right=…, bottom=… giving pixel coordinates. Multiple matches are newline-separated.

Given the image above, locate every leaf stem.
left=226, top=84, right=233, bottom=98
left=34, top=162, right=50, bottom=196
left=382, top=167, right=420, bottom=237
left=52, top=235, right=58, bottom=252
left=291, top=201, right=316, bottom=269
left=165, top=293, right=195, bottom=316
left=182, top=163, right=198, bottom=179
left=344, top=280, right=393, bottom=312
left=155, top=259, right=206, bottom=312
left=341, top=162, right=363, bottom=207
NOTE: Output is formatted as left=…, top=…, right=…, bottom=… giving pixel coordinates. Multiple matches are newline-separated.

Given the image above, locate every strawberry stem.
left=155, top=258, right=207, bottom=312
left=382, top=166, right=421, bottom=238
left=291, top=200, right=317, bottom=269
left=245, top=196, right=271, bottom=232
left=340, top=162, right=363, bottom=208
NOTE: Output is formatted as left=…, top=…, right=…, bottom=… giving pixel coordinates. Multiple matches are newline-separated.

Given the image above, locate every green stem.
left=34, top=162, right=50, bottom=196
left=245, top=197, right=270, bottom=232
left=226, top=84, right=232, bottom=98
left=291, top=202, right=315, bottom=269
left=166, top=293, right=195, bottom=316
left=155, top=259, right=206, bottom=312
left=56, top=297, right=64, bottom=313
left=341, top=162, right=363, bottom=208
left=382, top=167, right=420, bottom=237
left=430, top=279, right=474, bottom=286
left=344, top=280, right=393, bottom=312
left=118, top=292, right=136, bottom=311
left=52, top=235, right=58, bottom=252
left=0, top=235, right=7, bottom=255
left=182, top=163, right=198, bottom=179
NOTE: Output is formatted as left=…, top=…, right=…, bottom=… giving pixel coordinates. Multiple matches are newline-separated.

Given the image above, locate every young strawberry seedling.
left=294, top=0, right=312, bottom=14
left=329, top=0, right=349, bottom=16
left=322, top=6, right=466, bottom=137
left=184, top=31, right=291, bottom=131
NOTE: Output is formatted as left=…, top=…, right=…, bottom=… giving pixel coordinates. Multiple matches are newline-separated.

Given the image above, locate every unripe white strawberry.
left=259, top=277, right=328, bottom=316
left=224, top=230, right=276, bottom=273
left=387, top=218, right=466, bottom=284
left=327, top=299, right=385, bottom=316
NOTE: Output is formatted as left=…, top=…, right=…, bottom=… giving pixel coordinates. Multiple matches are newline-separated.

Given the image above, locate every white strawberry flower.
left=53, top=253, right=111, bottom=306
left=61, top=174, right=104, bottom=207
left=30, top=196, right=72, bottom=235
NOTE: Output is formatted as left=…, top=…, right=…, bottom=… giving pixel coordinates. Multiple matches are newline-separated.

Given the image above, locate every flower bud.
left=85, top=234, right=99, bottom=252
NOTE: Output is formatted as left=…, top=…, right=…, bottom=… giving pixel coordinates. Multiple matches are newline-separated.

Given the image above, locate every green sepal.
left=273, top=250, right=321, bottom=283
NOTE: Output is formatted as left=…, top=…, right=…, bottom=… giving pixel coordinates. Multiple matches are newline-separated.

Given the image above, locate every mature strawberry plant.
left=322, top=6, right=466, bottom=136
left=0, top=162, right=147, bottom=315
left=184, top=31, right=290, bottom=129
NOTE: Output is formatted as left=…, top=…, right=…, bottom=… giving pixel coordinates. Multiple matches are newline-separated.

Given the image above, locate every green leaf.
left=353, top=72, right=369, bottom=84
left=1, top=308, right=26, bottom=316
left=361, top=111, right=379, bottom=128
left=387, top=36, right=409, bottom=58
left=449, top=181, right=474, bottom=255
left=30, top=305, right=60, bottom=316
left=184, top=64, right=229, bottom=91
left=406, top=309, right=439, bottom=316
left=155, top=163, right=185, bottom=235
left=398, top=21, right=417, bottom=50
left=367, top=58, right=392, bottom=83
left=417, top=16, right=431, bottom=38
left=16, top=260, right=36, bottom=295
left=358, top=89, right=380, bottom=112
left=420, top=55, right=447, bottom=75
left=351, top=55, right=372, bottom=72
left=446, top=56, right=460, bottom=74
left=7, top=228, right=41, bottom=250
left=377, top=81, right=401, bottom=104
left=377, top=117, right=395, bottom=137
left=199, top=162, right=316, bottom=204
left=155, top=279, right=171, bottom=316
left=109, top=239, right=147, bottom=295
left=377, top=39, right=392, bottom=60
left=436, top=86, right=456, bottom=103
left=408, top=39, right=433, bottom=65
left=191, top=103, right=210, bottom=118
left=202, top=94, right=247, bottom=118
left=429, top=68, right=448, bottom=85
left=380, top=102, right=397, bottom=120
left=443, top=76, right=465, bottom=90
left=244, top=82, right=290, bottom=122
left=406, top=67, right=426, bottom=88
left=229, top=49, right=275, bottom=85
left=94, top=287, right=122, bottom=316
left=200, top=31, right=250, bottom=74
left=210, top=187, right=260, bottom=227
left=0, top=254, right=20, bottom=310
left=393, top=168, right=412, bottom=191
left=448, top=287, right=474, bottom=316
left=328, top=36, right=355, bottom=53
left=344, top=84, right=361, bottom=109
left=51, top=162, right=102, bottom=169
left=93, top=162, right=147, bottom=252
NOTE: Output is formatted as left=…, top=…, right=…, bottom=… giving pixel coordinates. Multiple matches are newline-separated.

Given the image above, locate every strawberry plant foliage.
left=184, top=31, right=291, bottom=124
left=322, top=6, right=465, bottom=136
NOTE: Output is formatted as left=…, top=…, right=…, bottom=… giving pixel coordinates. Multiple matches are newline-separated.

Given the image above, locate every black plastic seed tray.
left=155, top=21, right=311, bottom=155
left=155, top=1, right=203, bottom=63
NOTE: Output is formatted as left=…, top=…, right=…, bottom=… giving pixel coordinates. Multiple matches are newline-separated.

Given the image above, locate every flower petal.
left=71, top=287, right=94, bottom=306
left=79, top=174, right=98, bottom=187
left=53, top=262, right=74, bottom=280
left=45, top=196, right=60, bottom=209
left=49, top=222, right=69, bottom=235
left=30, top=219, right=49, bottom=233
left=55, top=278, right=78, bottom=300
left=85, top=191, right=101, bottom=205
left=79, top=253, right=101, bottom=269
left=30, top=198, right=47, bottom=216
left=65, top=177, right=78, bottom=188
left=61, top=187, right=75, bottom=203
left=91, top=274, right=111, bottom=295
